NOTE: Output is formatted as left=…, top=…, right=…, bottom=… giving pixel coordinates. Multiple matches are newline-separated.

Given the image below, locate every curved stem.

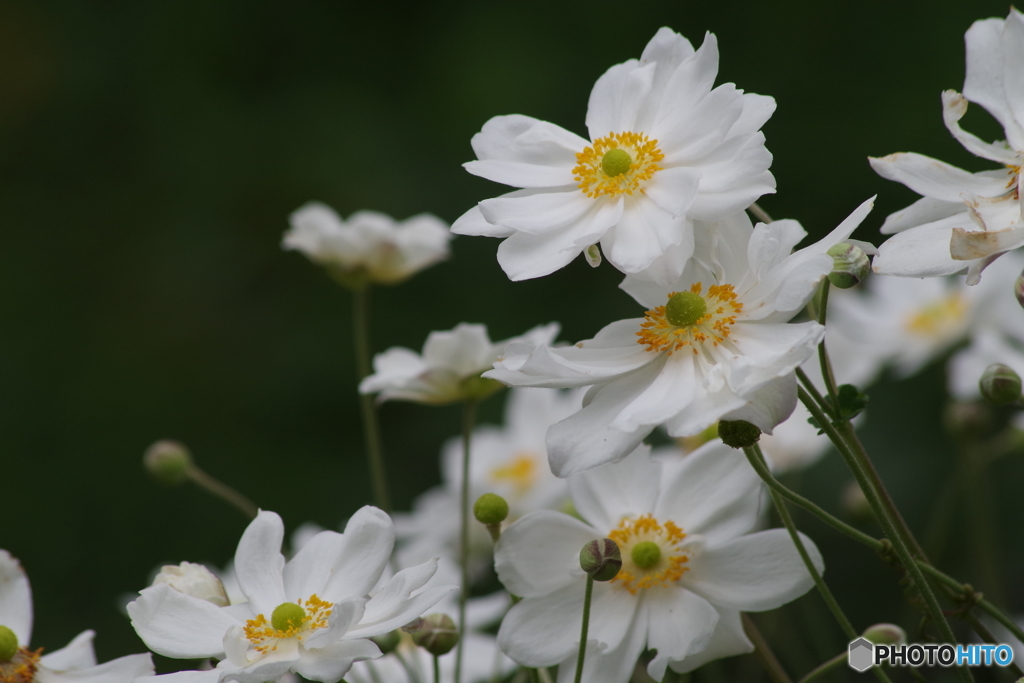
left=353, top=285, right=391, bottom=512
left=454, top=400, right=477, bottom=683
left=573, top=576, right=595, bottom=683
left=796, top=651, right=846, bottom=683
left=185, top=465, right=257, bottom=519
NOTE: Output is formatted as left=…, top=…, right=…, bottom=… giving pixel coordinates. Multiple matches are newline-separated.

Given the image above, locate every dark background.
left=2, top=1, right=1021, bottom=679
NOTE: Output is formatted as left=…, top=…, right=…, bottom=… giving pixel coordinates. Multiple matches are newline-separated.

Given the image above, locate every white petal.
left=39, top=630, right=96, bottom=670
left=569, top=444, right=661, bottom=532
left=586, top=61, right=656, bottom=139
left=466, top=115, right=587, bottom=187
left=497, top=588, right=584, bottom=668
left=1000, top=11, right=1024, bottom=141
left=282, top=529, right=346, bottom=602
left=601, top=193, right=693, bottom=274
left=494, top=511, right=596, bottom=599
left=422, top=324, right=493, bottom=375
left=131, top=670, right=220, bottom=683
left=879, top=195, right=964, bottom=235
left=322, top=506, right=395, bottom=602
left=554, top=599, right=648, bottom=683
left=0, top=550, right=32, bottom=644
left=295, top=639, right=381, bottom=682
left=963, top=17, right=1024, bottom=149
left=450, top=203, right=514, bottom=238
left=644, top=589, right=719, bottom=679
left=950, top=225, right=1024, bottom=261
left=234, top=511, right=287, bottom=614
left=667, top=609, right=753, bottom=674
left=36, top=654, right=154, bottom=683
left=872, top=216, right=973, bottom=278
left=479, top=189, right=595, bottom=236
left=645, top=32, right=716, bottom=131
left=348, top=562, right=455, bottom=637
left=721, top=373, right=797, bottom=434
left=941, top=90, right=1020, bottom=164
left=609, top=352, right=697, bottom=431
left=127, top=585, right=236, bottom=659
left=869, top=153, right=1005, bottom=202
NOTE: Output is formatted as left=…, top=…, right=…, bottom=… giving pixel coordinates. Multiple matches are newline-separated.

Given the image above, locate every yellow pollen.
left=489, top=452, right=539, bottom=496
left=904, top=294, right=967, bottom=337
left=1007, top=164, right=1021, bottom=200
left=637, top=282, right=743, bottom=354
left=607, top=514, right=688, bottom=594
left=573, top=131, right=664, bottom=198
left=0, top=647, right=42, bottom=683
left=243, top=595, right=333, bottom=655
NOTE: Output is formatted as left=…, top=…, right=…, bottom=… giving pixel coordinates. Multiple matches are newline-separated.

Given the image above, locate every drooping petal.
left=941, top=90, right=1021, bottom=164
left=234, top=511, right=287, bottom=615
left=721, top=373, right=798, bottom=435
left=36, top=653, right=154, bottom=683
left=494, top=511, right=596, bottom=599
left=0, top=550, right=32, bottom=644
left=127, top=585, right=237, bottom=659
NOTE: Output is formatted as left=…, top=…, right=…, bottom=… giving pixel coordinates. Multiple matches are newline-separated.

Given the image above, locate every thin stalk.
left=454, top=399, right=477, bottom=683
left=573, top=576, right=595, bottom=683
left=795, top=367, right=835, bottom=420
left=185, top=465, right=257, bottom=519
left=796, top=651, right=845, bottom=683
left=741, top=614, right=794, bottom=683
left=434, top=655, right=441, bottom=683
left=538, top=668, right=554, bottom=683
left=353, top=285, right=391, bottom=512
left=814, top=281, right=841, bottom=416
left=747, top=202, right=774, bottom=224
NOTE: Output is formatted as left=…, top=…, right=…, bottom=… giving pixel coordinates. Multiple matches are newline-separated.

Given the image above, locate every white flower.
left=871, top=9, right=1024, bottom=284
left=394, top=388, right=575, bottom=574
left=0, top=550, right=154, bottom=683
left=360, top=323, right=559, bottom=405
left=494, top=442, right=820, bottom=682
left=284, top=203, right=452, bottom=286
left=128, top=508, right=456, bottom=683
left=152, top=562, right=230, bottom=608
left=486, top=201, right=873, bottom=476
left=452, top=27, right=775, bottom=280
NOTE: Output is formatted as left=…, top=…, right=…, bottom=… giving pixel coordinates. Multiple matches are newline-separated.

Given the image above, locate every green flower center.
left=600, top=148, right=632, bottom=177
left=0, top=625, right=18, bottom=662
left=271, top=602, right=306, bottom=632
left=631, top=541, right=661, bottom=570
left=665, top=291, right=707, bottom=327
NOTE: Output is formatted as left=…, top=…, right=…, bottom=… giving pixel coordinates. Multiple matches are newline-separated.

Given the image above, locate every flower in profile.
left=128, top=508, right=456, bottom=683
left=360, top=323, right=559, bottom=405
left=871, top=9, right=1024, bottom=284
left=0, top=550, right=154, bottom=682
left=453, top=27, right=775, bottom=280
left=494, top=442, right=821, bottom=681
left=486, top=201, right=873, bottom=476
left=284, top=203, right=452, bottom=287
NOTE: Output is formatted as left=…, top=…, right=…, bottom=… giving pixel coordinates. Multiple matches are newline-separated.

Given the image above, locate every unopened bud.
left=827, top=243, right=870, bottom=289
left=980, top=363, right=1022, bottom=406
left=585, top=244, right=602, bottom=268
left=862, top=623, right=906, bottom=645
left=718, top=420, right=761, bottom=449
left=412, top=613, right=459, bottom=656
left=473, top=493, right=509, bottom=525
left=370, top=630, right=401, bottom=654
left=153, top=562, right=229, bottom=607
left=0, top=626, right=18, bottom=662
left=579, top=538, right=622, bottom=582
left=144, top=440, right=193, bottom=484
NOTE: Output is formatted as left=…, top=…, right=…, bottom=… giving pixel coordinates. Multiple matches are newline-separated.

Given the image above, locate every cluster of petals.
left=0, top=550, right=154, bottom=683
left=360, top=322, right=559, bottom=405
left=872, top=8, right=1024, bottom=285
left=284, top=203, right=452, bottom=286
left=486, top=200, right=874, bottom=475
left=494, top=441, right=821, bottom=682
left=128, top=508, right=455, bottom=683
left=453, top=27, right=776, bottom=280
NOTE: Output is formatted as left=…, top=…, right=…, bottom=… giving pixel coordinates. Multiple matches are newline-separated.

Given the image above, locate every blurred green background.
left=2, top=0, right=1022, bottom=679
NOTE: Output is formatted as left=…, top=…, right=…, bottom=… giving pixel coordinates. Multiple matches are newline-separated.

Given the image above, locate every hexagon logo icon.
left=848, top=637, right=874, bottom=672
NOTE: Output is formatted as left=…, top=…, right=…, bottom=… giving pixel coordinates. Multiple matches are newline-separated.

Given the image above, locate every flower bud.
left=585, top=244, right=602, bottom=268
left=579, top=538, right=622, bottom=582
left=979, top=363, right=1022, bottom=406
left=717, top=420, right=761, bottom=449
left=370, top=630, right=402, bottom=654
left=0, top=625, right=18, bottom=662
left=153, top=562, right=230, bottom=607
left=862, top=623, right=906, bottom=645
left=473, top=493, right=509, bottom=526
left=143, top=440, right=193, bottom=485
left=411, top=613, right=459, bottom=656
left=826, top=243, right=870, bottom=289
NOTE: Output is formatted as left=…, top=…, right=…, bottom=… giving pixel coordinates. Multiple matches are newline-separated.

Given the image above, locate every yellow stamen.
left=243, top=594, right=333, bottom=655
left=637, top=282, right=743, bottom=355
left=1007, top=164, right=1021, bottom=200
left=904, top=294, right=967, bottom=337
left=0, top=646, right=42, bottom=683
left=607, top=514, right=689, bottom=594
left=573, top=132, right=664, bottom=198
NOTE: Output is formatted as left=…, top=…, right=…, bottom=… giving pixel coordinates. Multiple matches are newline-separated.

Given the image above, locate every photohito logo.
left=848, top=639, right=1015, bottom=670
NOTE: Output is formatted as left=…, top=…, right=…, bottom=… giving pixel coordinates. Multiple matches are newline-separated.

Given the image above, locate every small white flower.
left=486, top=201, right=873, bottom=476
left=0, top=550, right=154, bottom=683
left=152, top=562, right=231, bottom=608
left=453, top=27, right=775, bottom=280
left=872, top=9, right=1024, bottom=284
left=284, top=203, right=452, bottom=286
left=494, top=442, right=820, bottom=681
left=128, top=508, right=456, bottom=683
left=360, top=323, right=559, bottom=405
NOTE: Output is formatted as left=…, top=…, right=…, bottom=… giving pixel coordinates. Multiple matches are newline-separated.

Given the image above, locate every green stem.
left=741, top=614, right=794, bottom=683
left=747, top=202, right=774, bottom=224
left=814, top=281, right=841, bottom=417
left=796, top=651, right=846, bottom=683
left=185, top=465, right=257, bottom=519
left=454, top=399, right=477, bottom=683
left=353, top=285, right=391, bottom=513
left=434, top=655, right=440, bottom=683
left=573, top=576, right=594, bottom=683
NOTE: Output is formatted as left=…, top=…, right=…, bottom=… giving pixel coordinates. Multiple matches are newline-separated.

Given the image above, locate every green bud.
left=579, top=538, right=622, bottom=582
left=473, top=493, right=509, bottom=525
left=717, top=420, right=761, bottom=449
left=271, top=602, right=306, bottom=632
left=370, top=629, right=402, bottom=655
left=600, top=148, right=632, bottom=177
left=826, top=243, right=870, bottom=289
left=980, top=363, right=1022, bottom=406
left=412, top=613, right=459, bottom=656
left=862, top=623, right=906, bottom=645
left=585, top=244, right=602, bottom=268
left=0, top=625, right=18, bottom=662
left=143, top=440, right=193, bottom=485
left=631, top=541, right=661, bottom=569
left=665, top=291, right=707, bottom=328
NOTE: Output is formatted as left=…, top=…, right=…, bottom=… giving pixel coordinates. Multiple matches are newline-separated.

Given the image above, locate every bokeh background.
left=2, top=0, right=1022, bottom=679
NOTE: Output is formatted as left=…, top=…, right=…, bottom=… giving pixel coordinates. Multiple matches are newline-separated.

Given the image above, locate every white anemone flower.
left=872, top=9, right=1024, bottom=284
left=486, top=201, right=874, bottom=476
left=452, top=27, right=775, bottom=280
left=284, top=203, right=452, bottom=287
left=360, top=322, right=559, bottom=405
left=128, top=508, right=456, bottom=683
left=0, top=550, right=154, bottom=683
left=494, top=442, right=820, bottom=682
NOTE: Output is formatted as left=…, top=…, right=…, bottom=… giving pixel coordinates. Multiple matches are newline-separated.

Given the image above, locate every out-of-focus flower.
left=360, top=323, right=558, bottom=405
left=0, top=550, right=154, bottom=682
left=872, top=9, right=1024, bottom=284
left=494, top=442, right=820, bottom=681
left=284, top=203, right=452, bottom=287
left=152, top=562, right=230, bottom=608
left=453, top=27, right=775, bottom=280
left=486, top=201, right=873, bottom=476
